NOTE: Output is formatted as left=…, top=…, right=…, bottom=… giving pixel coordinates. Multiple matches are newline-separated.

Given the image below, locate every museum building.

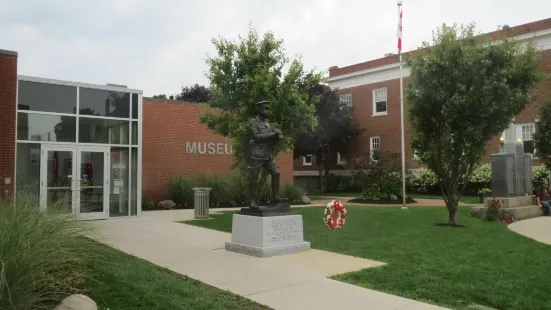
left=0, top=48, right=293, bottom=218
left=294, top=17, right=551, bottom=191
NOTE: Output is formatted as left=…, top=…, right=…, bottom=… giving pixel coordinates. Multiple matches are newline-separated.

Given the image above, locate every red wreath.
left=324, top=200, right=347, bottom=230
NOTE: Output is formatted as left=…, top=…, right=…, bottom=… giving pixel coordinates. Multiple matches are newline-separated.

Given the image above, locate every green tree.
left=200, top=26, right=322, bottom=171
left=176, top=84, right=212, bottom=103
left=152, top=94, right=175, bottom=100
left=293, top=84, right=364, bottom=192
left=408, top=23, right=541, bottom=225
left=534, top=99, right=551, bottom=171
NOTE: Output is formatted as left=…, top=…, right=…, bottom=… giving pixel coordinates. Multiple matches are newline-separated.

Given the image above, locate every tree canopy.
left=534, top=98, right=551, bottom=170
left=200, top=26, right=322, bottom=170
left=294, top=84, right=364, bottom=191
left=407, top=23, right=542, bottom=225
left=176, top=84, right=212, bottom=103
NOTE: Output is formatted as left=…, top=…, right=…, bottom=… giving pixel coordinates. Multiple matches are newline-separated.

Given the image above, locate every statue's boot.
left=271, top=175, right=287, bottom=203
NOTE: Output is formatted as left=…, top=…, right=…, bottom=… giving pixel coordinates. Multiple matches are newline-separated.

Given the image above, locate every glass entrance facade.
left=15, top=76, right=142, bottom=219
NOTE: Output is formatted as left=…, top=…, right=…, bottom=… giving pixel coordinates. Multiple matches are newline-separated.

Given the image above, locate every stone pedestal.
left=225, top=214, right=311, bottom=258
left=471, top=195, right=543, bottom=220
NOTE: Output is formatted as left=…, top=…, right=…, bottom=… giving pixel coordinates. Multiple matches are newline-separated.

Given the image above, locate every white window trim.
left=302, top=154, right=313, bottom=166
left=339, top=93, right=352, bottom=107
left=372, top=87, right=388, bottom=117
left=520, top=123, right=537, bottom=158
left=413, top=148, right=420, bottom=161
left=370, top=136, right=380, bottom=159
left=337, top=152, right=347, bottom=165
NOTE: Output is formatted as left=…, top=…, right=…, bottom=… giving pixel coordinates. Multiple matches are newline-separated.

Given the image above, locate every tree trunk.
left=317, top=157, right=325, bottom=193
left=445, top=194, right=459, bottom=226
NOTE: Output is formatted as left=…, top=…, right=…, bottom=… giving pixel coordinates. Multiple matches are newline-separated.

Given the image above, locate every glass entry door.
left=40, top=145, right=110, bottom=220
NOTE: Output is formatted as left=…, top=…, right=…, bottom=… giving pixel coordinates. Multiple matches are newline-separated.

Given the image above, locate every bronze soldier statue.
left=247, top=100, right=288, bottom=209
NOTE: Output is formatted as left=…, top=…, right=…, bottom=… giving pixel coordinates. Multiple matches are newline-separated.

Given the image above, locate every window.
left=17, top=81, right=77, bottom=114
left=413, top=148, right=420, bottom=160
left=339, top=94, right=352, bottom=107
left=337, top=152, right=346, bottom=165
left=370, top=137, right=380, bottom=160
left=373, top=87, right=387, bottom=116
left=521, top=124, right=536, bottom=156
left=79, top=88, right=130, bottom=118
left=302, top=154, right=313, bottom=166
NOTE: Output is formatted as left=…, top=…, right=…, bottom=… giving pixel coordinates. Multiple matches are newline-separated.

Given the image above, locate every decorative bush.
left=326, top=174, right=362, bottom=193
left=486, top=198, right=501, bottom=221
left=478, top=188, right=492, bottom=195
left=532, top=166, right=549, bottom=189
left=142, top=197, right=155, bottom=210
left=169, top=173, right=283, bottom=208
left=281, top=183, right=305, bottom=203
left=0, top=194, right=101, bottom=310
left=469, top=164, right=492, bottom=192
left=170, top=176, right=196, bottom=208
left=350, top=151, right=406, bottom=200
left=412, top=168, right=438, bottom=192
left=196, top=174, right=231, bottom=207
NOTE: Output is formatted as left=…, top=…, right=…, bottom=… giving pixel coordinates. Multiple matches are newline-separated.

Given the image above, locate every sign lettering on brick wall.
left=186, top=141, right=233, bottom=155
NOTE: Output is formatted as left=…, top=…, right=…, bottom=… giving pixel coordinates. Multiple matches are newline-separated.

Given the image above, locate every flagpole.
left=398, top=1, right=407, bottom=209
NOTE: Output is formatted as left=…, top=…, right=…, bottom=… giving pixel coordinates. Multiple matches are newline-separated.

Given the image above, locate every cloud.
left=1, top=0, right=549, bottom=96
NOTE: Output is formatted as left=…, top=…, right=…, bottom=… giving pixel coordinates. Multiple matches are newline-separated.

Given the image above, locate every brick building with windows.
left=294, top=18, right=551, bottom=192
left=0, top=48, right=293, bottom=217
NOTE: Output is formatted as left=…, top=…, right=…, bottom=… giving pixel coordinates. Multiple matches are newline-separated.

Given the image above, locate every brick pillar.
left=0, top=49, right=18, bottom=200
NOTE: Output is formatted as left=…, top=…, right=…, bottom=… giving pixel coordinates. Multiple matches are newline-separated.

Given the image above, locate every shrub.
left=142, top=197, right=155, bottom=210
left=532, top=166, right=549, bottom=189
left=170, top=176, right=196, bottom=208
left=469, top=164, right=492, bottom=190
left=281, top=183, right=305, bottom=203
left=196, top=174, right=231, bottom=207
left=227, top=174, right=249, bottom=206
left=485, top=198, right=501, bottom=221
left=0, top=194, right=100, bottom=310
left=350, top=151, right=405, bottom=200
left=412, top=168, right=438, bottom=192
left=326, top=174, right=362, bottom=193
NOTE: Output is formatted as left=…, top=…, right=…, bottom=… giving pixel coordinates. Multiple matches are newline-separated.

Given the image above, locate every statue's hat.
left=255, top=100, right=270, bottom=106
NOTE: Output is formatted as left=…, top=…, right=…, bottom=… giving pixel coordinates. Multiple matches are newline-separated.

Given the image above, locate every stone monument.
left=225, top=100, right=310, bottom=257
left=471, top=123, right=542, bottom=220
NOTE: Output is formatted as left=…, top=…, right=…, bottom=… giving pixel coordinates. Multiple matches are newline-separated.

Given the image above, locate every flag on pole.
left=397, top=4, right=403, bottom=52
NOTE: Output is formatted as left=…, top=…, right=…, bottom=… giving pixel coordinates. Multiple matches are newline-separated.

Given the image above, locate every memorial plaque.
left=264, top=217, right=301, bottom=246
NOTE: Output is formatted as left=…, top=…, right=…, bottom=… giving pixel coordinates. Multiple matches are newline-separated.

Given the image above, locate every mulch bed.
left=348, top=197, right=417, bottom=204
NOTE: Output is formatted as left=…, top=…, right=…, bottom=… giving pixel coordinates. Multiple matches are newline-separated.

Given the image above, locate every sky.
left=1, top=0, right=550, bottom=97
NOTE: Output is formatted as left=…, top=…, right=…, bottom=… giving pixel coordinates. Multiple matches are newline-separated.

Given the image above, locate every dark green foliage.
left=534, top=98, right=551, bottom=170
left=408, top=23, right=541, bottom=224
left=350, top=151, right=408, bottom=200
left=200, top=25, right=322, bottom=171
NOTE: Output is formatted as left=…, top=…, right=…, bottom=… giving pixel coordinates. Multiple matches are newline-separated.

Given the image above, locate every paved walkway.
left=89, top=209, right=450, bottom=310
left=508, top=216, right=551, bottom=245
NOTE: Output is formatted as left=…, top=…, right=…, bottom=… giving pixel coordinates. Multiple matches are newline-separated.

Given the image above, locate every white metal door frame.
left=40, top=145, right=77, bottom=214
left=76, top=146, right=110, bottom=220
left=40, top=144, right=110, bottom=220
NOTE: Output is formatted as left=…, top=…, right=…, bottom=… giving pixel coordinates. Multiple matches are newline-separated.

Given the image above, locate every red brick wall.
left=0, top=50, right=17, bottom=199
left=142, top=98, right=293, bottom=202
left=309, top=50, right=551, bottom=173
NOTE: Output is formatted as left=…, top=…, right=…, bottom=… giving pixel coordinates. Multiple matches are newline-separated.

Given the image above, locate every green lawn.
left=85, top=242, right=269, bottom=310
left=407, top=193, right=480, bottom=204
left=185, top=206, right=551, bottom=310
left=308, top=192, right=480, bottom=205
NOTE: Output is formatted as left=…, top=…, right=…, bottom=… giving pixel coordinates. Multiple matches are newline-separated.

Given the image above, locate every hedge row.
left=143, top=174, right=306, bottom=210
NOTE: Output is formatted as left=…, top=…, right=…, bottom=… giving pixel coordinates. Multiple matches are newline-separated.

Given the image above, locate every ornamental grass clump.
left=0, top=194, right=100, bottom=310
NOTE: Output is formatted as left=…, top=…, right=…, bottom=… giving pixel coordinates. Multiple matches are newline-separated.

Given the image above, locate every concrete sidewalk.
left=508, top=216, right=551, bottom=245
left=89, top=210, right=450, bottom=310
